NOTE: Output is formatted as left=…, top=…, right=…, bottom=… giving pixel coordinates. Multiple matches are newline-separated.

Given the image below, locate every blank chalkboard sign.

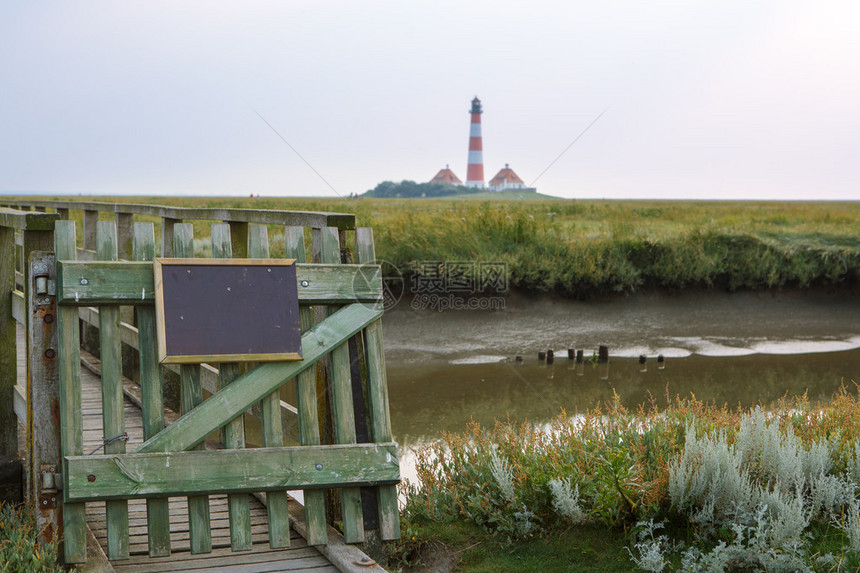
left=154, top=258, right=302, bottom=364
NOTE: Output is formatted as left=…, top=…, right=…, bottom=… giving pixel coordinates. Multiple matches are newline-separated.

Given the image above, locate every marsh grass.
left=21, top=196, right=860, bottom=298
left=400, top=386, right=860, bottom=571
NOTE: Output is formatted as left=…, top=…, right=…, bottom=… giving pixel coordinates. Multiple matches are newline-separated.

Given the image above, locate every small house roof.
left=489, top=164, right=524, bottom=186
left=430, top=165, right=463, bottom=185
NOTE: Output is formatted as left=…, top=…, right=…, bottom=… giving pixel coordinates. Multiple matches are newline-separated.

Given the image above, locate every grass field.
left=11, top=195, right=860, bottom=299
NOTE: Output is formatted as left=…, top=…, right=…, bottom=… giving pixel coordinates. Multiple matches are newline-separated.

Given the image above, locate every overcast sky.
left=2, top=1, right=859, bottom=200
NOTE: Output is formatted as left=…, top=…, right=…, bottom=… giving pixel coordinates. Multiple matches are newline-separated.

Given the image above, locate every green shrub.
left=0, top=502, right=64, bottom=573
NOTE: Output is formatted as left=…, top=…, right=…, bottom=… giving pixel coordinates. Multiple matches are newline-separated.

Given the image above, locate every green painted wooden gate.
left=54, top=219, right=400, bottom=563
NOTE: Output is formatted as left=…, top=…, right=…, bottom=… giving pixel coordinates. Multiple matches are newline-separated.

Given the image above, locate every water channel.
left=382, top=290, right=860, bottom=461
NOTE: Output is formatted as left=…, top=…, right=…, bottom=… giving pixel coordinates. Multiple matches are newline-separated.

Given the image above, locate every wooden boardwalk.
left=17, top=324, right=340, bottom=573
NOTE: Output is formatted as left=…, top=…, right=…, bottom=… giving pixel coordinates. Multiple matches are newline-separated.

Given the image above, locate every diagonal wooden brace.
left=135, top=303, right=382, bottom=454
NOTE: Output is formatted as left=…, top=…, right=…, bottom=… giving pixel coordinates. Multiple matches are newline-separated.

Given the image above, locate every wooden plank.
left=11, top=289, right=24, bottom=324
left=161, top=217, right=179, bottom=258
left=113, top=547, right=334, bottom=573
left=54, top=221, right=88, bottom=564
left=118, top=556, right=335, bottom=573
left=285, top=226, right=328, bottom=547
left=174, top=223, right=212, bottom=555
left=82, top=522, right=115, bottom=573
left=2, top=199, right=355, bottom=231
left=319, top=227, right=364, bottom=544
left=0, top=207, right=59, bottom=231
left=0, top=225, right=15, bottom=456
left=133, top=222, right=171, bottom=558
left=23, top=227, right=61, bottom=547
left=211, top=223, right=252, bottom=552
left=13, top=384, right=25, bottom=423
left=355, top=227, right=401, bottom=540
left=227, top=221, right=249, bottom=258
left=57, top=261, right=155, bottom=305
left=97, top=221, right=130, bottom=561
left=83, top=210, right=98, bottom=252
left=115, top=214, right=134, bottom=261
left=64, top=443, right=400, bottom=501
left=136, top=303, right=382, bottom=454
left=288, top=498, right=388, bottom=573
left=250, top=224, right=292, bottom=549
left=115, top=213, right=136, bottom=386
left=57, top=261, right=382, bottom=305
left=89, top=509, right=278, bottom=533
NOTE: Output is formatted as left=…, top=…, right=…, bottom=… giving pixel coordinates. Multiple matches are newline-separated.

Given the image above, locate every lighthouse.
left=465, top=96, right=485, bottom=188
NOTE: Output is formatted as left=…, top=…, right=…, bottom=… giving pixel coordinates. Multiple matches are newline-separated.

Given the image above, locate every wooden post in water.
left=538, top=351, right=546, bottom=361
left=598, top=345, right=609, bottom=380
left=546, top=349, right=554, bottom=365
left=567, top=348, right=575, bottom=360
left=639, top=354, right=647, bottom=372
left=576, top=349, right=584, bottom=376
left=657, top=354, right=665, bottom=370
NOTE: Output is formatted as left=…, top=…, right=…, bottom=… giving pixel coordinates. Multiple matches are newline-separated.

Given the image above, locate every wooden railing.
left=1, top=198, right=358, bottom=426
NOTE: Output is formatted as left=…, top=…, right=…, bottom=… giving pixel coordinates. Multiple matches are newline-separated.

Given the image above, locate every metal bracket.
left=30, top=255, right=55, bottom=306
left=39, top=464, right=60, bottom=509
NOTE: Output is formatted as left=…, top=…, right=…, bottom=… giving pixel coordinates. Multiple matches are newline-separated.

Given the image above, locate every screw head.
left=315, top=464, right=323, bottom=471
left=80, top=278, right=88, bottom=285
left=301, top=280, right=309, bottom=287
left=87, top=474, right=96, bottom=482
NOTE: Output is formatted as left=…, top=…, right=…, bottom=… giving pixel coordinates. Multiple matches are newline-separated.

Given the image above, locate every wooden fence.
left=0, top=199, right=400, bottom=565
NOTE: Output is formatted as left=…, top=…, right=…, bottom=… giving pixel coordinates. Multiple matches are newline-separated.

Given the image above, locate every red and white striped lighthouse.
left=465, top=96, right=485, bottom=188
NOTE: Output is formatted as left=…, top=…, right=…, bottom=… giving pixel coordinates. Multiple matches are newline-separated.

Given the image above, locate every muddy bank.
left=382, top=289, right=860, bottom=364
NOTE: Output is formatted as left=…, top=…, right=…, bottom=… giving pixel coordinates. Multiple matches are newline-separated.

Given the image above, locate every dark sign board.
left=154, top=258, right=302, bottom=364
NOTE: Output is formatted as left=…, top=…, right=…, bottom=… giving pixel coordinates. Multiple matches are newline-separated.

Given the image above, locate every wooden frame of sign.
left=154, top=258, right=302, bottom=364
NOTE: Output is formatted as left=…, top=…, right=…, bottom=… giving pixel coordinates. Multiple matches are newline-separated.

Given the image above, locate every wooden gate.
left=52, top=218, right=400, bottom=563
